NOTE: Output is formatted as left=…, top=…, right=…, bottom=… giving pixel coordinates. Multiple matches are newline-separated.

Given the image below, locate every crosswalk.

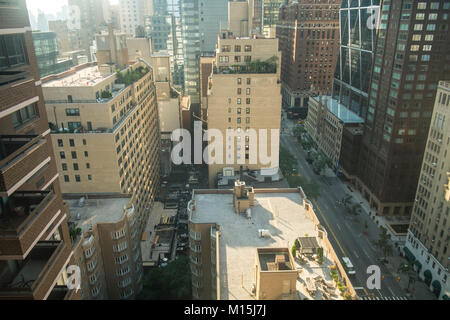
left=360, top=296, right=409, bottom=300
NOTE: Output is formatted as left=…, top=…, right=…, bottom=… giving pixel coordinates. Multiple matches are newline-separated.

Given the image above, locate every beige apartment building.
left=42, top=60, right=161, bottom=235
left=187, top=181, right=356, bottom=300
left=68, top=194, right=143, bottom=299
left=203, top=31, right=282, bottom=186
left=406, top=81, right=450, bottom=300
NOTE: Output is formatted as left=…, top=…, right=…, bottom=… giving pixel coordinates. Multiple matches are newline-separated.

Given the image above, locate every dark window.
left=60, top=151, right=65, bottom=159
left=69, top=139, right=75, bottom=147
left=86, top=163, right=90, bottom=169
left=88, top=175, right=92, bottom=181
left=11, top=103, right=38, bottom=128
left=84, top=151, right=88, bottom=157
left=71, top=151, right=77, bottom=159
left=62, top=163, right=67, bottom=171
left=65, top=108, right=80, bottom=116
left=57, top=139, right=63, bottom=147
left=73, top=163, right=79, bottom=171
left=0, top=34, right=27, bottom=69
left=82, top=139, right=87, bottom=145
left=64, top=175, right=69, bottom=182
left=75, top=175, right=81, bottom=182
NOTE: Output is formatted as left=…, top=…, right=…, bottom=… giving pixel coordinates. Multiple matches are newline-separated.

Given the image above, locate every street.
left=280, top=116, right=410, bottom=300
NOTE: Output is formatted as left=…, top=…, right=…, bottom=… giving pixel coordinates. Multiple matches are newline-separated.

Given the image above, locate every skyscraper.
left=332, top=0, right=381, bottom=119
left=277, top=0, right=341, bottom=108
left=180, top=0, right=228, bottom=103
left=355, top=0, right=450, bottom=217
left=405, top=80, right=450, bottom=300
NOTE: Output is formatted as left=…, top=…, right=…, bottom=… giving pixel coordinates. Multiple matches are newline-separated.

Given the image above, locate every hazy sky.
left=26, top=0, right=120, bottom=15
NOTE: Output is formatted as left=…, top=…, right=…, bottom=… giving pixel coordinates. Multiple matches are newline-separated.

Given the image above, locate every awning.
left=423, top=269, right=432, bottom=279
left=403, top=246, right=416, bottom=262
left=413, top=260, right=422, bottom=272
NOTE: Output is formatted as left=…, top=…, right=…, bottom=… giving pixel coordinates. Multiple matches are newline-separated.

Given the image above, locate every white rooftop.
left=192, top=191, right=318, bottom=300
left=43, top=66, right=110, bottom=87
left=66, top=196, right=131, bottom=232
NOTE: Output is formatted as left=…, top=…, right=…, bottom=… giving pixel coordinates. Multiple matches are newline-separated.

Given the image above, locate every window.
left=246, top=78, right=251, bottom=85
left=84, top=151, right=89, bottom=157
left=246, top=98, right=251, bottom=104
left=62, top=163, right=67, bottom=171
left=237, top=98, right=241, bottom=105
left=73, top=163, right=79, bottom=171
left=88, top=174, right=92, bottom=181
left=244, top=56, right=251, bottom=62
left=416, top=13, right=425, bottom=20
left=244, top=45, right=252, bottom=52
left=64, top=175, right=69, bottom=182
left=237, top=108, right=241, bottom=114
left=0, top=34, right=27, bottom=69
left=11, top=103, right=38, bottom=128
left=69, top=139, right=75, bottom=147
left=237, top=78, right=242, bottom=85
left=71, top=151, right=77, bottom=159
left=237, top=117, right=241, bottom=124
left=417, top=2, right=427, bottom=9
left=234, top=45, right=241, bottom=52
left=75, top=175, right=81, bottom=182
left=246, top=108, right=250, bottom=114
left=68, top=122, right=81, bottom=131
left=237, top=88, right=241, bottom=95
left=246, top=117, right=250, bottom=124
left=66, top=108, right=80, bottom=116
left=83, top=139, right=87, bottom=145
left=246, top=88, right=251, bottom=95
left=234, top=56, right=241, bottom=62
left=60, top=151, right=66, bottom=159
left=86, top=163, right=90, bottom=169
left=57, top=139, right=63, bottom=147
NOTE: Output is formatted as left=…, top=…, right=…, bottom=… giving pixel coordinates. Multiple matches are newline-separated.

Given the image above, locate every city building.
left=95, top=25, right=129, bottom=70
left=119, top=0, right=146, bottom=37
left=332, top=0, right=381, bottom=118
left=167, top=12, right=185, bottom=90
left=42, top=60, right=161, bottom=234
left=405, top=81, right=450, bottom=300
left=180, top=0, right=228, bottom=104
left=277, top=1, right=340, bottom=109
left=0, top=0, right=79, bottom=300
left=305, top=95, right=364, bottom=171
left=187, top=181, right=354, bottom=299
left=68, top=0, right=109, bottom=62
left=144, top=0, right=170, bottom=51
left=32, top=32, right=74, bottom=78
left=202, top=31, right=282, bottom=186
left=68, top=194, right=143, bottom=299
left=261, top=0, right=288, bottom=37
left=48, top=20, right=77, bottom=55
left=354, top=1, right=450, bottom=217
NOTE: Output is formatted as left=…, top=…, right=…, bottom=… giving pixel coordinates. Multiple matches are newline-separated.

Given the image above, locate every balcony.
left=0, top=135, right=50, bottom=195
left=0, top=241, right=71, bottom=300
left=0, top=191, right=61, bottom=258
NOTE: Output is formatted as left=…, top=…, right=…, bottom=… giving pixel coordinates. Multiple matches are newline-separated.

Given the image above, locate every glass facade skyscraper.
left=332, top=0, right=381, bottom=119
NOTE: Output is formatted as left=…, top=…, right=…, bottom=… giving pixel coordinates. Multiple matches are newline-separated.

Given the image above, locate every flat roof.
left=43, top=66, right=109, bottom=87
left=312, top=95, right=364, bottom=124
left=192, top=191, right=317, bottom=300
left=66, top=196, right=131, bottom=232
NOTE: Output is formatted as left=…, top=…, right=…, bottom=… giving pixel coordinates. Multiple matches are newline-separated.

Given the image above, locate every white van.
left=342, top=257, right=356, bottom=275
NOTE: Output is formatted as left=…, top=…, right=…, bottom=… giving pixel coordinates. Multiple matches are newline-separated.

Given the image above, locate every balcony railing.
left=0, top=191, right=61, bottom=257
left=0, top=135, right=49, bottom=194
left=0, top=240, right=70, bottom=300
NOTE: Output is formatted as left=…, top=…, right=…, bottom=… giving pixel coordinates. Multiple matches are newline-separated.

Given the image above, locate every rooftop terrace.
left=191, top=191, right=317, bottom=300
left=43, top=66, right=109, bottom=87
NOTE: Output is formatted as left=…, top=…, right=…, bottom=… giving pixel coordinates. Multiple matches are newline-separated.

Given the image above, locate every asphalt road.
left=280, top=120, right=408, bottom=300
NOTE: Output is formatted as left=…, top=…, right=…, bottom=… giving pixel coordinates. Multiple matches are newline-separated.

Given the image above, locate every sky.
left=26, top=0, right=120, bottom=15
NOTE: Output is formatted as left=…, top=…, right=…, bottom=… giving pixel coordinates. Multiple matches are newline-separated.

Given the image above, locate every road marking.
left=362, top=248, right=370, bottom=258
left=354, top=287, right=365, bottom=290
left=336, top=223, right=342, bottom=231
left=387, top=286, right=395, bottom=296
left=353, top=251, right=360, bottom=259
left=312, top=200, right=347, bottom=256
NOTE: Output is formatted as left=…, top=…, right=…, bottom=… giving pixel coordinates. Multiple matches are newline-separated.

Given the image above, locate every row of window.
left=221, top=45, right=252, bottom=53
left=63, top=174, right=92, bottom=182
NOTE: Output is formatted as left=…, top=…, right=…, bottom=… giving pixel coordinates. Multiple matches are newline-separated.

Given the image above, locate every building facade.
left=203, top=32, right=282, bottom=186
left=277, top=1, right=340, bottom=109
left=32, top=32, right=74, bottom=78
left=180, top=0, right=228, bottom=104
left=405, top=81, right=450, bottom=300
left=332, top=0, right=381, bottom=118
left=42, top=61, right=161, bottom=235
left=305, top=95, right=364, bottom=171
left=0, top=0, right=79, bottom=300
left=119, top=0, right=146, bottom=37
left=355, top=0, right=450, bottom=217
left=68, top=194, right=144, bottom=299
